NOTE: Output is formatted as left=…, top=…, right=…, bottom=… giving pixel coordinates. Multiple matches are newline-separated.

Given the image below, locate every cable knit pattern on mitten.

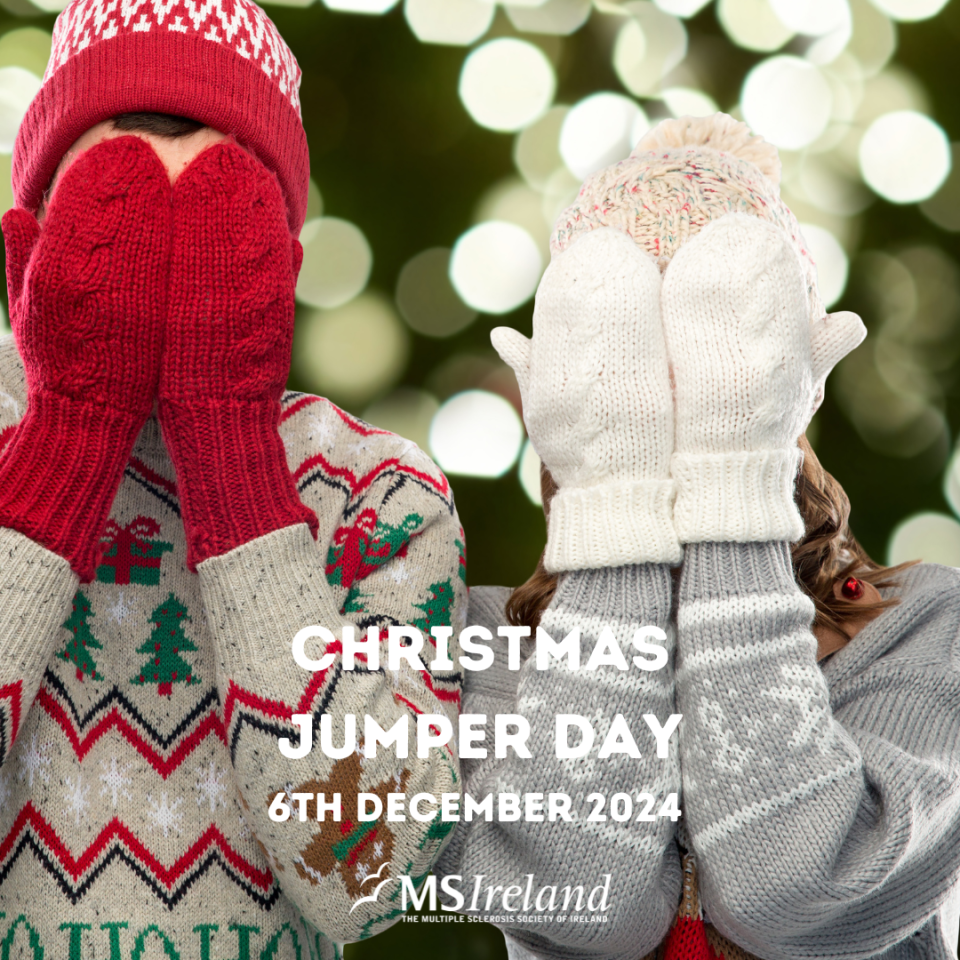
left=662, top=215, right=812, bottom=543
left=492, top=227, right=681, bottom=571
left=0, top=136, right=172, bottom=580
left=662, top=214, right=865, bottom=543
left=158, top=141, right=317, bottom=570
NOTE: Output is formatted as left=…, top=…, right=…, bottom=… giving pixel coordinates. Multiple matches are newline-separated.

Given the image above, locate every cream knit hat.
left=550, top=113, right=825, bottom=322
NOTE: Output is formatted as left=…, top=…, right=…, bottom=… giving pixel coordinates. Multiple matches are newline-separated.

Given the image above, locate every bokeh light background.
left=2, top=0, right=960, bottom=952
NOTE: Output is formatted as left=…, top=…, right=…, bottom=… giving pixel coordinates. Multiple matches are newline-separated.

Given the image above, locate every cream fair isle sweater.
left=0, top=336, right=466, bottom=959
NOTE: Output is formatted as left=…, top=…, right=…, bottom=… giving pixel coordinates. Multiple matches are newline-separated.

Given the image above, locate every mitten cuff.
left=0, top=391, right=143, bottom=581
left=671, top=448, right=804, bottom=543
left=544, top=478, right=682, bottom=573
left=159, top=398, right=318, bottom=571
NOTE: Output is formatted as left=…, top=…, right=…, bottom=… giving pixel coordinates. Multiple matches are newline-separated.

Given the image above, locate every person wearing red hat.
left=0, top=1, right=465, bottom=956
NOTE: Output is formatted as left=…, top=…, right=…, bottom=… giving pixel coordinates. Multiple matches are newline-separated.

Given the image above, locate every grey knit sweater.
left=441, top=544, right=960, bottom=960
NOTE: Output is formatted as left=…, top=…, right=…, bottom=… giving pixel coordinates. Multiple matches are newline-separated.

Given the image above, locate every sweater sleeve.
left=676, top=541, right=960, bottom=959
left=0, top=527, right=79, bottom=767
left=437, top=564, right=682, bottom=960
left=194, top=445, right=466, bottom=944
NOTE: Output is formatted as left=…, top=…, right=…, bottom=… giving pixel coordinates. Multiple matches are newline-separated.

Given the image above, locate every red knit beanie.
left=12, top=0, right=309, bottom=233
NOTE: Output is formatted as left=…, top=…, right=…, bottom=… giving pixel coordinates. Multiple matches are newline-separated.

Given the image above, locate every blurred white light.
left=363, top=388, right=440, bottom=454
left=396, top=247, right=478, bottom=337
left=296, top=217, right=372, bottom=310
left=888, top=512, right=960, bottom=566
left=505, top=0, right=592, bottom=35
left=476, top=176, right=552, bottom=255
left=800, top=223, right=848, bottom=307
left=405, top=0, right=494, bottom=45
left=920, top=143, right=960, bottom=232
left=324, top=0, right=400, bottom=11
left=28, top=0, right=69, bottom=10
left=847, top=0, right=897, bottom=77
left=741, top=56, right=833, bottom=149
left=769, top=0, right=849, bottom=35
left=856, top=68, right=928, bottom=129
left=560, top=92, right=647, bottom=179
left=661, top=87, right=719, bottom=118
left=944, top=446, right=960, bottom=518
left=514, top=105, right=568, bottom=190
left=631, top=110, right=653, bottom=146
left=805, top=14, right=852, bottom=65
left=450, top=221, right=543, bottom=314
left=429, top=390, right=525, bottom=478
left=541, top=165, right=583, bottom=227
left=717, top=0, right=795, bottom=52
left=870, top=0, right=949, bottom=20
left=459, top=38, right=556, bottom=133
left=306, top=179, right=323, bottom=220
left=296, top=294, right=409, bottom=405
left=0, top=28, right=51, bottom=78
left=0, top=67, right=40, bottom=155
left=612, top=5, right=688, bottom=97
left=518, top=439, right=543, bottom=504
left=653, top=0, right=711, bottom=15
left=859, top=110, right=951, bottom=204
left=0, top=155, right=11, bottom=221
left=799, top=155, right=872, bottom=216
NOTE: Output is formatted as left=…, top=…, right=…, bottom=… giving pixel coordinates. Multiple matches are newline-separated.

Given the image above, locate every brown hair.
left=112, top=112, right=205, bottom=138
left=506, top=436, right=913, bottom=634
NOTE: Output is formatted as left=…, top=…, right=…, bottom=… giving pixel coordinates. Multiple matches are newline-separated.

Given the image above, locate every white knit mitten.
left=492, top=227, right=682, bottom=572
left=661, top=213, right=866, bottom=543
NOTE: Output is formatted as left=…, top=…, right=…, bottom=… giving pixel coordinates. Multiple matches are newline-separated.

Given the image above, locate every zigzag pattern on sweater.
left=222, top=639, right=461, bottom=762
left=281, top=396, right=453, bottom=512
left=37, top=670, right=225, bottom=777
left=0, top=803, right=280, bottom=907
left=124, top=456, right=180, bottom=517
left=38, top=639, right=461, bottom=776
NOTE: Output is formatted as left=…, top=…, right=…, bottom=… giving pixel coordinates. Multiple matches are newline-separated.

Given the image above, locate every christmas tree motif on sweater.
left=342, top=585, right=371, bottom=616
left=325, top=509, right=423, bottom=592
left=59, top=591, right=104, bottom=682
left=97, top=517, right=173, bottom=586
left=130, top=594, right=200, bottom=697
left=411, top=580, right=454, bottom=632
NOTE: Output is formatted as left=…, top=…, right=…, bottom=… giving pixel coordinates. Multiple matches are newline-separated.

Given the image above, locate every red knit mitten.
left=158, top=140, right=317, bottom=570
left=0, top=137, right=172, bottom=581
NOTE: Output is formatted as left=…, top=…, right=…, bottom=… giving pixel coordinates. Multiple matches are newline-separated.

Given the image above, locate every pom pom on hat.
left=630, top=112, right=782, bottom=186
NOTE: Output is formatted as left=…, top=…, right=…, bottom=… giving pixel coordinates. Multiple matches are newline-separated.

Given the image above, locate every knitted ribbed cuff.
left=544, top=478, right=682, bottom=573
left=671, top=448, right=804, bottom=544
left=159, top=397, right=318, bottom=571
left=0, top=391, right=143, bottom=581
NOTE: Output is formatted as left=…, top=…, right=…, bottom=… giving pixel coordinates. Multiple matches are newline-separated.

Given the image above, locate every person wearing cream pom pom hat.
left=436, top=113, right=960, bottom=960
